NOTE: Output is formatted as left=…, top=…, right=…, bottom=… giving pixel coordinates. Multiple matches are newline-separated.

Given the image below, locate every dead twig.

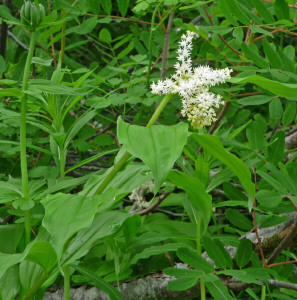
left=267, top=221, right=297, bottom=265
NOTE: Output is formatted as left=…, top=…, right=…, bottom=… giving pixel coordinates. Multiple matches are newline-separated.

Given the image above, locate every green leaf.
left=64, top=109, right=97, bottom=148
left=128, top=232, right=180, bottom=249
left=223, top=182, right=247, bottom=201
left=25, top=241, right=57, bottom=273
left=219, top=0, right=238, bottom=26
left=274, top=0, right=290, bottom=20
left=282, top=102, right=297, bottom=126
left=260, top=215, right=290, bottom=228
left=268, top=131, right=285, bottom=165
left=226, top=209, right=253, bottom=231
left=72, top=265, right=123, bottom=300
left=168, top=171, right=212, bottom=234
left=28, top=79, right=83, bottom=95
left=229, top=75, right=297, bottom=98
left=18, top=262, right=43, bottom=298
left=0, top=224, right=23, bottom=253
left=251, top=0, right=275, bottom=23
left=61, top=211, right=131, bottom=266
left=237, top=95, right=272, bottom=106
left=0, top=253, right=26, bottom=281
left=180, top=1, right=212, bottom=10
left=204, top=278, right=235, bottom=300
left=228, top=120, right=252, bottom=140
left=100, top=0, right=112, bottom=14
left=122, top=214, right=141, bottom=244
left=198, top=26, right=233, bottom=35
left=194, top=157, right=210, bottom=189
left=201, top=236, right=227, bottom=269
left=99, top=28, right=112, bottom=43
left=114, top=34, right=133, bottom=50
left=0, top=55, right=6, bottom=76
left=257, top=170, right=287, bottom=194
left=81, top=163, right=152, bottom=197
left=117, top=41, right=134, bottom=60
left=250, top=26, right=273, bottom=38
left=0, top=266, right=19, bottom=300
left=65, top=149, right=117, bottom=174
left=168, top=276, right=198, bottom=291
left=117, top=118, right=188, bottom=192
left=72, top=17, right=98, bottom=35
left=284, top=45, right=295, bottom=61
left=177, top=247, right=214, bottom=274
left=117, top=0, right=129, bottom=17
left=236, top=238, right=252, bottom=268
left=262, top=38, right=282, bottom=69
left=256, top=190, right=282, bottom=208
left=0, top=88, right=22, bottom=97
left=217, top=269, right=263, bottom=285
left=41, top=193, right=98, bottom=258
left=213, top=239, right=233, bottom=269
left=31, top=57, right=53, bottom=66
left=193, top=134, right=255, bottom=210
left=0, top=5, right=21, bottom=25
left=226, top=0, right=250, bottom=25
left=0, top=79, right=17, bottom=85
left=267, top=162, right=297, bottom=194
left=241, top=43, right=269, bottom=69
left=269, top=98, right=282, bottom=120
left=130, top=243, right=183, bottom=265
left=246, top=121, right=265, bottom=151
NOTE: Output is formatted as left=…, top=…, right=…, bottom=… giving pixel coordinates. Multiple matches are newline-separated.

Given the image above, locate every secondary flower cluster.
left=151, top=31, right=232, bottom=129
left=129, top=181, right=154, bottom=208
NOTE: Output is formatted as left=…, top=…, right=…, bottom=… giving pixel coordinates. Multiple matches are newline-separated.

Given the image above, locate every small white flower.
left=150, top=31, right=232, bottom=129
left=129, top=181, right=155, bottom=208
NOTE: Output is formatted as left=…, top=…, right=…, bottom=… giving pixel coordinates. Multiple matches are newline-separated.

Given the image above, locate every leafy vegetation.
left=0, top=0, right=297, bottom=299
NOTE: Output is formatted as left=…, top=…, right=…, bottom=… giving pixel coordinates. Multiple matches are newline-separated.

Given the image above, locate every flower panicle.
left=150, top=30, right=232, bottom=129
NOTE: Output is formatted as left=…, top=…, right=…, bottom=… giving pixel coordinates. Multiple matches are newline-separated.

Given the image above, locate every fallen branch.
left=267, top=220, right=297, bottom=265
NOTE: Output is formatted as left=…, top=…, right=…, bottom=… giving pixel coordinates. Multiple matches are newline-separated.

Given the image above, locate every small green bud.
left=30, top=4, right=40, bottom=27
left=20, top=1, right=45, bottom=31
left=24, top=1, right=32, bottom=20
left=20, top=4, right=26, bottom=24
left=39, top=4, right=45, bottom=21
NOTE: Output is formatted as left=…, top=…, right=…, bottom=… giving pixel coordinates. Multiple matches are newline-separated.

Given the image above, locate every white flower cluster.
left=129, top=181, right=154, bottom=208
left=151, top=31, right=232, bottom=129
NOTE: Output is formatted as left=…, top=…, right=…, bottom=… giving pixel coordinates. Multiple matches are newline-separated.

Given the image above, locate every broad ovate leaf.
left=41, top=193, right=98, bottom=259
left=117, top=118, right=188, bottom=192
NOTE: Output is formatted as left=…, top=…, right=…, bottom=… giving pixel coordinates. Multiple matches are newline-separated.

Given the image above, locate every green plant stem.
left=64, top=265, right=70, bottom=300
left=197, top=217, right=206, bottom=300
left=21, top=30, right=36, bottom=245
left=60, top=149, right=65, bottom=178
left=200, top=281, right=206, bottom=300
left=96, top=94, right=172, bottom=194
left=261, top=285, right=266, bottom=300
left=61, top=10, right=66, bottom=63
left=146, top=94, right=172, bottom=127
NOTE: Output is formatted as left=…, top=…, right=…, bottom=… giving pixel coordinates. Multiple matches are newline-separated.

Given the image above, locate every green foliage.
left=0, top=0, right=296, bottom=299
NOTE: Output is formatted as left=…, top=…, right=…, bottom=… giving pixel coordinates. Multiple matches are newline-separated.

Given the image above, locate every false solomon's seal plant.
left=151, top=31, right=232, bottom=129
left=19, top=0, right=45, bottom=245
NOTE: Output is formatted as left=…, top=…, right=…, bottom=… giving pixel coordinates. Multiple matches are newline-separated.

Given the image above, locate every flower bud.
left=24, top=1, right=32, bottom=20
left=30, top=4, right=40, bottom=27
left=20, top=1, right=45, bottom=31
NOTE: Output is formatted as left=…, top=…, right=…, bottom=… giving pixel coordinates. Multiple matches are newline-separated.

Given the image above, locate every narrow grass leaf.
left=72, top=265, right=123, bottom=300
